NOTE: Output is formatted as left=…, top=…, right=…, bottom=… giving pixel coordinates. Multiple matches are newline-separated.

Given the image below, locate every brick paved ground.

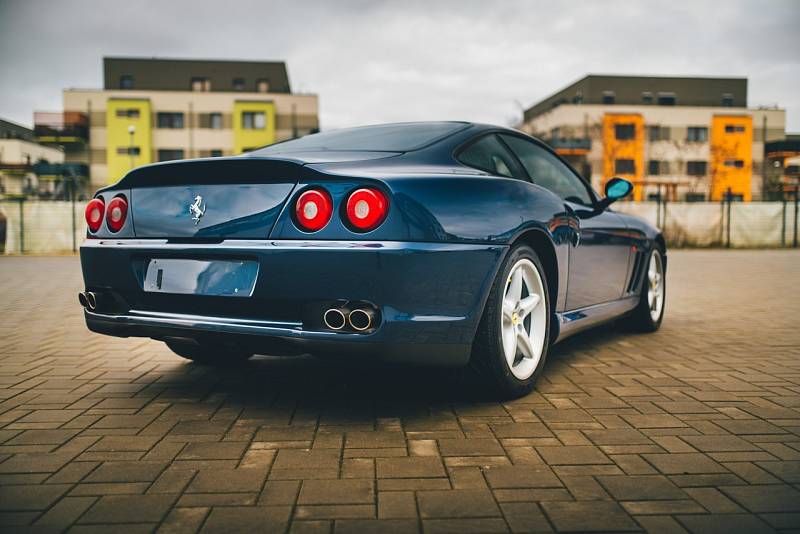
left=0, top=250, right=798, bottom=533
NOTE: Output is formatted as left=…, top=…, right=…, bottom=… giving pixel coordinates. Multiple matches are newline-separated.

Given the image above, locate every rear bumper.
left=80, top=239, right=506, bottom=366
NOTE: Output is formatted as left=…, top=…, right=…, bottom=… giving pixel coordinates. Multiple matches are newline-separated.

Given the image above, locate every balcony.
left=32, top=162, right=89, bottom=178
left=34, top=111, right=89, bottom=145
left=546, top=137, right=592, bottom=155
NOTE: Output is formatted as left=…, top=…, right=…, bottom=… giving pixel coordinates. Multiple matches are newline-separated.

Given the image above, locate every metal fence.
left=614, top=195, right=799, bottom=248
left=0, top=196, right=798, bottom=254
left=0, top=198, right=86, bottom=254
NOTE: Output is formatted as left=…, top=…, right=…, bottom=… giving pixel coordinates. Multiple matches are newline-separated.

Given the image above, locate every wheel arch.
left=510, top=228, right=560, bottom=341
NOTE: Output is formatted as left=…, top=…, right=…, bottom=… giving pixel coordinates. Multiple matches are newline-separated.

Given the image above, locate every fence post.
left=70, top=178, right=77, bottom=253
left=18, top=197, right=24, bottom=255
left=781, top=197, right=787, bottom=248
left=794, top=186, right=799, bottom=248
left=725, top=188, right=732, bottom=249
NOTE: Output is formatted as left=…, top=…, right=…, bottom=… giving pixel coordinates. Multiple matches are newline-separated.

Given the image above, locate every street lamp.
left=128, top=125, right=136, bottom=170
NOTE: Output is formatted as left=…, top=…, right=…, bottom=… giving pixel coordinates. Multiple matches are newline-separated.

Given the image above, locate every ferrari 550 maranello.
left=79, top=122, right=666, bottom=397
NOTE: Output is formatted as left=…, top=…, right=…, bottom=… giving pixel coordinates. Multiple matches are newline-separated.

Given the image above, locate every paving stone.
left=200, top=506, right=291, bottom=533
left=0, top=483, right=71, bottom=511
left=378, top=491, right=417, bottom=519
left=423, top=518, right=510, bottom=533
left=273, top=448, right=341, bottom=470
left=187, top=468, right=266, bottom=493
left=484, top=465, right=562, bottom=489
left=298, top=479, right=374, bottom=505
left=536, top=445, right=611, bottom=465
left=417, top=489, right=501, bottom=518
left=345, top=431, right=405, bottom=448
left=681, top=435, right=762, bottom=452
left=541, top=501, right=639, bottom=532
left=79, top=494, right=177, bottom=524
left=643, top=453, right=728, bottom=474
left=177, top=441, right=247, bottom=460
left=334, top=519, right=419, bottom=533
left=677, top=513, right=776, bottom=534
left=84, top=461, right=167, bottom=483
left=721, top=484, right=800, bottom=513
left=596, top=475, right=687, bottom=500
left=438, top=438, right=504, bottom=456
left=376, top=456, right=446, bottom=478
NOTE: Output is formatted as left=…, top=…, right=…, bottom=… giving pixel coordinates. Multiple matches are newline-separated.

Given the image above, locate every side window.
left=457, top=134, right=524, bottom=180
left=501, top=135, right=594, bottom=206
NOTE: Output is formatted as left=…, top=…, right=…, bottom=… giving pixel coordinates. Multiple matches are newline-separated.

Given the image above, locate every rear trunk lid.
left=116, top=158, right=299, bottom=239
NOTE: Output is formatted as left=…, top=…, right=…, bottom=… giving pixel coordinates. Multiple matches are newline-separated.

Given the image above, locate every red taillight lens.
left=85, top=198, right=105, bottom=233
left=294, top=188, right=333, bottom=232
left=106, top=196, right=128, bottom=233
left=345, top=188, right=388, bottom=232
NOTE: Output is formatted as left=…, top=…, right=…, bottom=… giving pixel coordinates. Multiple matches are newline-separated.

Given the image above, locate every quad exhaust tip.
left=85, top=291, right=98, bottom=311
left=323, top=308, right=347, bottom=330
left=348, top=308, right=374, bottom=331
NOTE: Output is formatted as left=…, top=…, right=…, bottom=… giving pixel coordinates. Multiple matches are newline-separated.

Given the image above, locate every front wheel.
left=165, top=341, right=253, bottom=365
left=624, top=247, right=666, bottom=332
left=470, top=245, right=551, bottom=398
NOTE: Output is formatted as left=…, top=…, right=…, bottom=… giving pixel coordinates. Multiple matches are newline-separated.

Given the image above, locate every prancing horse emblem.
left=189, top=195, right=206, bottom=225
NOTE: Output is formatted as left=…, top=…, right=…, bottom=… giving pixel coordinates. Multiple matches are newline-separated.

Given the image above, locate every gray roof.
left=524, top=75, right=748, bottom=121
left=0, top=118, right=34, bottom=140
left=103, top=57, right=291, bottom=93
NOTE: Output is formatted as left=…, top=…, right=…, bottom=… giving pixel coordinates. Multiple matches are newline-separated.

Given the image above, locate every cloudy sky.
left=1, top=0, right=799, bottom=130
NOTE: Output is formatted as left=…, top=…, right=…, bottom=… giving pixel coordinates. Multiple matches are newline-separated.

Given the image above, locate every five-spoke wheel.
left=501, top=258, right=547, bottom=380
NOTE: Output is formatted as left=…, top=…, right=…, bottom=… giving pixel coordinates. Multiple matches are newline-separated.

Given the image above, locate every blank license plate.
left=143, top=259, right=258, bottom=297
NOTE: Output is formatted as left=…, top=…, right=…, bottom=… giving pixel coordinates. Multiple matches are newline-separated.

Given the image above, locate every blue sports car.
left=79, top=122, right=665, bottom=397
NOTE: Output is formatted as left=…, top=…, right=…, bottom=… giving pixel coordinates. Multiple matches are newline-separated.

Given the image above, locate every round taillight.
left=345, top=188, right=388, bottom=232
left=106, top=196, right=128, bottom=233
left=294, top=188, right=333, bottom=232
left=85, top=198, right=105, bottom=233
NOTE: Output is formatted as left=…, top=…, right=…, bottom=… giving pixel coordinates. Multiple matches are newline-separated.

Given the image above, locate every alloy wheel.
left=500, top=258, right=547, bottom=380
left=647, top=250, right=665, bottom=322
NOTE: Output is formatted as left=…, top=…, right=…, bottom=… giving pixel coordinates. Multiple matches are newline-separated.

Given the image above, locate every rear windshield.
left=250, top=122, right=468, bottom=154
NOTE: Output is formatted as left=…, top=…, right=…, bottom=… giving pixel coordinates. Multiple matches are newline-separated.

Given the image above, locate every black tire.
left=470, top=244, right=551, bottom=399
left=624, top=245, right=666, bottom=332
left=165, top=341, right=253, bottom=365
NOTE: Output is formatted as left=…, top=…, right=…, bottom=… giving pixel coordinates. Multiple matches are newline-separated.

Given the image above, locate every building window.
left=725, top=124, right=745, bottom=133
left=602, top=91, right=616, bottom=105
left=648, top=125, right=670, bottom=141
left=210, top=113, right=223, bottom=129
left=115, top=108, right=140, bottom=118
left=641, top=92, right=653, bottom=104
left=724, top=159, right=745, bottom=168
left=157, top=112, right=185, bottom=129
left=233, top=78, right=245, bottom=91
left=722, top=93, right=734, bottom=107
left=686, top=127, right=708, bottom=142
left=157, top=149, right=185, bottom=162
left=614, top=159, right=635, bottom=174
left=614, top=124, right=636, bottom=140
left=242, top=111, right=265, bottom=129
left=116, top=147, right=141, bottom=155
left=657, top=92, right=677, bottom=105
left=120, top=75, right=134, bottom=89
left=191, top=77, right=211, bottom=92
left=686, top=161, right=707, bottom=175
left=648, top=160, right=663, bottom=175
left=210, top=149, right=223, bottom=157
left=572, top=91, right=583, bottom=104
left=257, top=79, right=270, bottom=93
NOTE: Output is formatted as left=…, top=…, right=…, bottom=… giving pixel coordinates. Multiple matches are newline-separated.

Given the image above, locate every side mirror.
left=599, top=177, right=633, bottom=209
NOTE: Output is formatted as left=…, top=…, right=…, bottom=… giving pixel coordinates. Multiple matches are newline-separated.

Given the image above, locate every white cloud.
left=1, top=0, right=798, bottom=130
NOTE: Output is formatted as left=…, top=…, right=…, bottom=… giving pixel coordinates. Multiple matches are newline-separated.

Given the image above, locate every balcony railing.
left=32, top=162, right=89, bottom=178
left=546, top=137, right=592, bottom=153
left=34, top=112, right=89, bottom=144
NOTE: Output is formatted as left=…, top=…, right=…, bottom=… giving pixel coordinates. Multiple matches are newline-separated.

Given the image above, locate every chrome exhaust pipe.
left=78, top=292, right=88, bottom=308
left=348, top=308, right=374, bottom=332
left=85, top=291, right=98, bottom=311
left=323, top=308, right=347, bottom=330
